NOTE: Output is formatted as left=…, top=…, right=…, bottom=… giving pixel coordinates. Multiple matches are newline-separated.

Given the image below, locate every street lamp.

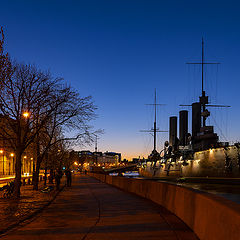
left=23, top=111, right=30, bottom=118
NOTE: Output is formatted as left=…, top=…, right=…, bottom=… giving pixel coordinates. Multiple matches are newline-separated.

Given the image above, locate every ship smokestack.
left=169, top=116, right=177, bottom=150
left=192, top=102, right=201, bottom=138
left=179, top=110, right=188, bottom=146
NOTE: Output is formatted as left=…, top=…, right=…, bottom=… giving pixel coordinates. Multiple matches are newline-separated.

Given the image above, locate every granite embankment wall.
left=88, top=173, right=240, bottom=240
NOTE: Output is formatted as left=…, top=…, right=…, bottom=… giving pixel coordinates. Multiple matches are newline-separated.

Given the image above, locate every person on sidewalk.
left=65, top=169, right=72, bottom=187
left=55, top=169, right=63, bottom=190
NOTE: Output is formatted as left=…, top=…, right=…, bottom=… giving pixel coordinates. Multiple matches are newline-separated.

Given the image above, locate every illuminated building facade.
left=78, top=150, right=121, bottom=166
left=0, top=115, right=34, bottom=177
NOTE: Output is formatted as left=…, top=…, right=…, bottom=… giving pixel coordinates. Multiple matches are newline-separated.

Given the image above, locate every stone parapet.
left=89, top=173, right=240, bottom=240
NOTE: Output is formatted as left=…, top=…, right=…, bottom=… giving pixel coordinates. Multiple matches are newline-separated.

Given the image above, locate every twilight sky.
left=1, top=0, right=240, bottom=159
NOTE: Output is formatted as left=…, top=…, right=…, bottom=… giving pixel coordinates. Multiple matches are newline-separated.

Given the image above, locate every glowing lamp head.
left=23, top=112, right=30, bottom=118
left=10, top=153, right=14, bottom=157
left=0, top=150, right=3, bottom=154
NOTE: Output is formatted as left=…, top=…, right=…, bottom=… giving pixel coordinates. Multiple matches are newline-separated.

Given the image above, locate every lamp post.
left=22, top=111, right=30, bottom=175
left=30, top=157, right=33, bottom=174
left=92, top=133, right=99, bottom=164
left=0, top=150, right=4, bottom=176
left=23, top=155, right=27, bottom=175
left=10, top=153, right=14, bottom=175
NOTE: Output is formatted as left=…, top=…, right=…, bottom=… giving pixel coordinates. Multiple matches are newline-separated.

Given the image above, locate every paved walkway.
left=1, top=174, right=198, bottom=240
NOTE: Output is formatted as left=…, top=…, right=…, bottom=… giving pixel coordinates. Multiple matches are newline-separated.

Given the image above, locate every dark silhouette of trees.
left=0, top=27, right=98, bottom=198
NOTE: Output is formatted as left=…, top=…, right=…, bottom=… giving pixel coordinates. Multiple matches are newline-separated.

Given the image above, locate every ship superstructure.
left=180, top=39, right=230, bottom=152
left=139, top=40, right=240, bottom=178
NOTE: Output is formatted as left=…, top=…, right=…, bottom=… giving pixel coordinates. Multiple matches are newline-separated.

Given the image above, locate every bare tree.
left=0, top=63, right=59, bottom=197
left=0, top=61, right=97, bottom=198
left=32, top=84, right=98, bottom=190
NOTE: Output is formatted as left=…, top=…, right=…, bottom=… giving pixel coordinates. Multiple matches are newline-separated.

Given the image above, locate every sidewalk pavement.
left=1, top=174, right=198, bottom=240
left=0, top=179, right=64, bottom=234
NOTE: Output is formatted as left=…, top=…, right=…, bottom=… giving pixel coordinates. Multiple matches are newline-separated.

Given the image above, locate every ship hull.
left=139, top=146, right=240, bottom=178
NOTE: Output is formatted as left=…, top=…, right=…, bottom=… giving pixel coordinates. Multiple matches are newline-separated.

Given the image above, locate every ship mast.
left=185, top=39, right=225, bottom=127
left=153, top=89, right=157, bottom=151
left=201, top=38, right=204, bottom=95
left=201, top=38, right=207, bottom=127
left=140, top=89, right=167, bottom=152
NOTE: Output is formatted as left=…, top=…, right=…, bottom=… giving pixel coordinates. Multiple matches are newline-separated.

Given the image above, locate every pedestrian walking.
left=55, top=169, right=63, bottom=190
left=65, top=169, right=72, bottom=187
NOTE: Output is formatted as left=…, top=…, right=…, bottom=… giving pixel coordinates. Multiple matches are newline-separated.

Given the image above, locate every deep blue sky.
left=1, top=0, right=240, bottom=159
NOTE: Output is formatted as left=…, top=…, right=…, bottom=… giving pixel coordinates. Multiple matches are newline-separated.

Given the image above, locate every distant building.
left=77, top=150, right=121, bottom=165
left=78, top=151, right=95, bottom=164
left=103, top=151, right=121, bottom=162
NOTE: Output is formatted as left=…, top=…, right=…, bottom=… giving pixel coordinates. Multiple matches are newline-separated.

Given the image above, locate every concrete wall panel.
left=88, top=173, right=240, bottom=240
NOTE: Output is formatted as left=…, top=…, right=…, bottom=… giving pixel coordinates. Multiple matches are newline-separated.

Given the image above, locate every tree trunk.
left=49, top=168, right=54, bottom=184
left=33, top=137, right=41, bottom=191
left=44, top=166, right=47, bottom=186
left=33, top=157, right=41, bottom=190
left=44, top=151, right=48, bottom=186
left=13, top=149, right=22, bottom=198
